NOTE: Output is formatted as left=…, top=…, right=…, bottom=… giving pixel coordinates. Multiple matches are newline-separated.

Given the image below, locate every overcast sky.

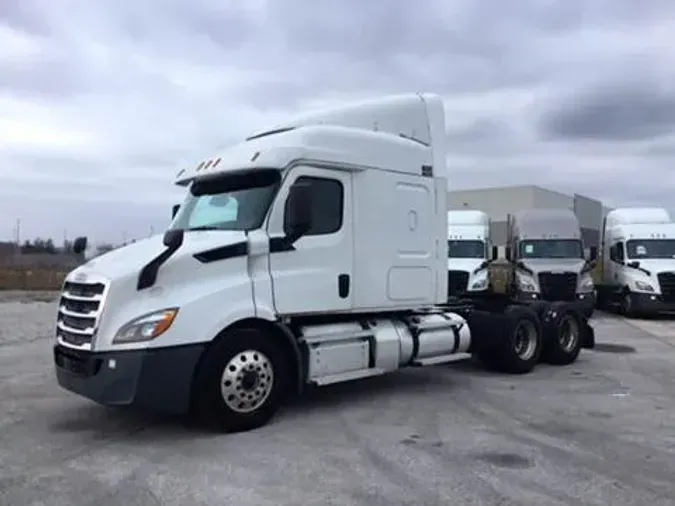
left=2, top=0, right=675, bottom=244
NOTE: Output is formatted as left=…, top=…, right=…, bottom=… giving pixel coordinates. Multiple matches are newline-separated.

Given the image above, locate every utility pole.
left=14, top=218, right=21, bottom=259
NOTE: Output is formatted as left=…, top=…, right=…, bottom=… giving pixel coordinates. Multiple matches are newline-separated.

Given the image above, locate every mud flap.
left=581, top=318, right=595, bottom=349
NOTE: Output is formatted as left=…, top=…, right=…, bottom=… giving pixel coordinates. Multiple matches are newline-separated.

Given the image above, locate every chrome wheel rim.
left=558, top=315, right=579, bottom=353
left=220, top=350, right=274, bottom=413
left=513, top=320, right=537, bottom=361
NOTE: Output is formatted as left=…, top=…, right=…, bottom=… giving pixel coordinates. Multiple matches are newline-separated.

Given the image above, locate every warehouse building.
left=448, top=185, right=610, bottom=253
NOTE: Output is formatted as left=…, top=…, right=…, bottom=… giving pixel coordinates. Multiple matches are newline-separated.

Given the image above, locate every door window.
left=284, top=176, right=344, bottom=236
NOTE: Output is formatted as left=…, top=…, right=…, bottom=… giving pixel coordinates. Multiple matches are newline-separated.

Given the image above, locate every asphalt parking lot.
left=1, top=292, right=674, bottom=506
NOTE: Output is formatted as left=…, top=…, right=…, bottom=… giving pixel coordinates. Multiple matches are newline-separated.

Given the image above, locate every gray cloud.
left=1, top=0, right=675, bottom=243
left=539, top=80, right=675, bottom=141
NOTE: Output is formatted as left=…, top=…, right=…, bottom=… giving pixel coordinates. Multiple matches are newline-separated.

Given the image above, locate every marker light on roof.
left=212, top=158, right=221, bottom=167
left=196, top=162, right=205, bottom=171
left=204, top=159, right=213, bottom=169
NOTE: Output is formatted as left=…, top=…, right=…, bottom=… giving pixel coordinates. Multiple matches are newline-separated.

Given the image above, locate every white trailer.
left=597, top=207, right=675, bottom=316
left=447, top=210, right=494, bottom=296
left=54, top=94, right=595, bottom=433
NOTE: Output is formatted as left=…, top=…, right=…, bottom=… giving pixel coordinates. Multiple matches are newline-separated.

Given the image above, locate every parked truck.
left=447, top=210, right=494, bottom=297
left=54, top=93, right=595, bottom=433
left=597, top=207, right=675, bottom=316
left=505, top=209, right=596, bottom=317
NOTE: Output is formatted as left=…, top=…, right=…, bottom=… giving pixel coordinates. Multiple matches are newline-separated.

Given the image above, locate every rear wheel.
left=541, top=305, right=582, bottom=365
left=490, top=305, right=543, bottom=374
left=192, top=327, right=291, bottom=433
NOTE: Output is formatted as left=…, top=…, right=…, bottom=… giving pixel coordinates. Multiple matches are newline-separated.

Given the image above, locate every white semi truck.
left=55, top=94, right=595, bottom=433
left=505, top=209, right=597, bottom=317
left=447, top=210, right=494, bottom=297
left=597, top=207, right=675, bottom=316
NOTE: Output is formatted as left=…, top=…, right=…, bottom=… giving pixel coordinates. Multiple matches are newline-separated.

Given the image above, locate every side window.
left=610, top=242, right=624, bottom=262
left=284, top=176, right=343, bottom=236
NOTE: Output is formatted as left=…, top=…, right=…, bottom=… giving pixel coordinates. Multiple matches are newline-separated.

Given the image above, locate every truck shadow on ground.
left=48, top=366, right=472, bottom=440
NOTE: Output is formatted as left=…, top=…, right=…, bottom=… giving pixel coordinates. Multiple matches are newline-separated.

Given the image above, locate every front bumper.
left=629, top=292, right=675, bottom=314
left=54, top=342, right=205, bottom=414
left=514, top=291, right=596, bottom=316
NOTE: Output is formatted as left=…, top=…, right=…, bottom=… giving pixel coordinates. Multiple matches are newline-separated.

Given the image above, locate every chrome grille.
left=538, top=272, right=578, bottom=302
left=657, top=272, right=675, bottom=302
left=56, top=278, right=108, bottom=349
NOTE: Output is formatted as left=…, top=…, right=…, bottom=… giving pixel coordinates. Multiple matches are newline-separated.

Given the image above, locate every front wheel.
left=192, top=328, right=290, bottom=433
left=620, top=291, right=636, bottom=318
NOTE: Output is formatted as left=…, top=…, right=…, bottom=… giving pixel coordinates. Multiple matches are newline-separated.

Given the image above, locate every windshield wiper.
left=185, top=226, right=221, bottom=232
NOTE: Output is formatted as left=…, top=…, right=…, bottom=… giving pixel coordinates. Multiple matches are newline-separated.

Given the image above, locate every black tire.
left=540, top=302, right=583, bottom=365
left=191, top=327, right=291, bottom=433
left=491, top=305, right=543, bottom=374
left=619, top=290, right=637, bottom=318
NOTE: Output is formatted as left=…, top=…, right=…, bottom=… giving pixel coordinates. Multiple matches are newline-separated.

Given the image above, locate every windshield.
left=519, top=239, right=583, bottom=259
left=448, top=240, right=485, bottom=259
left=626, top=239, right=675, bottom=259
left=170, top=169, right=281, bottom=232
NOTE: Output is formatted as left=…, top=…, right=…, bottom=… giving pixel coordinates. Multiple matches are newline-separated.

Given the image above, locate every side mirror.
left=284, top=181, right=313, bottom=243
left=589, top=246, right=598, bottom=261
left=505, top=246, right=512, bottom=261
left=627, top=260, right=640, bottom=269
left=163, top=229, right=184, bottom=249
left=171, top=204, right=180, bottom=219
left=491, top=246, right=498, bottom=261
left=73, top=236, right=88, bottom=255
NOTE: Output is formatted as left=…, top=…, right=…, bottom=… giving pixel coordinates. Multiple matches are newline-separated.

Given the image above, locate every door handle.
left=338, top=274, right=350, bottom=299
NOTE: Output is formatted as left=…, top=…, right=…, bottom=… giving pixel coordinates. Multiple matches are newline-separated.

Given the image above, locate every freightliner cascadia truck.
left=597, top=207, right=675, bottom=316
left=54, top=94, right=595, bottom=433
left=446, top=210, right=494, bottom=297
left=505, top=209, right=597, bottom=317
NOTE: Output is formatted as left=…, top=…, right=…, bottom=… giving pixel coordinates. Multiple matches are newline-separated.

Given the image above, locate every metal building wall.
left=448, top=185, right=604, bottom=255
left=448, top=186, right=537, bottom=246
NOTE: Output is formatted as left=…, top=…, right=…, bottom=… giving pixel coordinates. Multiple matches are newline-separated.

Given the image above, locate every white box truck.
left=447, top=210, right=495, bottom=296
left=505, top=209, right=596, bottom=317
left=54, top=94, right=595, bottom=433
left=597, top=207, right=675, bottom=316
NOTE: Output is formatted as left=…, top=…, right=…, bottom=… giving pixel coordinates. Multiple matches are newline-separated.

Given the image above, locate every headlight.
left=517, top=276, right=537, bottom=293
left=634, top=281, right=654, bottom=292
left=579, top=278, right=595, bottom=292
left=112, top=308, right=179, bottom=344
left=470, top=277, right=488, bottom=290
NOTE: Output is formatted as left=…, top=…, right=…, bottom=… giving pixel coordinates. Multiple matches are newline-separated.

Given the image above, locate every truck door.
left=267, top=166, right=353, bottom=315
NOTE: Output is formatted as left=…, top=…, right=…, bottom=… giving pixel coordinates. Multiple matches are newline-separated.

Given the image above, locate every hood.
left=448, top=258, right=487, bottom=274
left=69, top=230, right=248, bottom=282
left=623, top=259, right=675, bottom=276
left=519, top=258, right=586, bottom=275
